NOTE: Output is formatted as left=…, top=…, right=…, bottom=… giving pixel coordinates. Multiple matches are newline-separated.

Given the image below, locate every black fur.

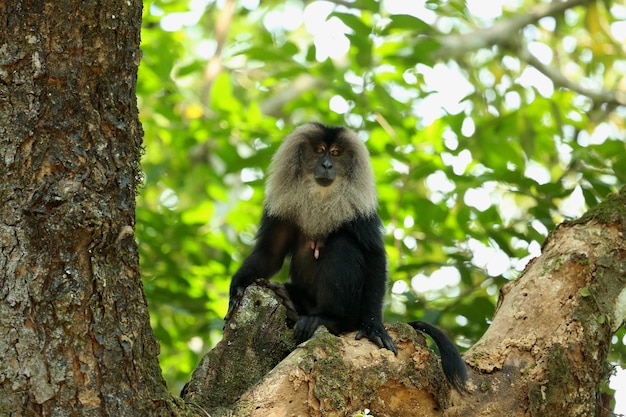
left=228, top=210, right=396, bottom=354
left=409, top=321, right=468, bottom=393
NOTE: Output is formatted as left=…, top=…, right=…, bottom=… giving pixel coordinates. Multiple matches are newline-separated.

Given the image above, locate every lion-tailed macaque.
left=226, top=123, right=468, bottom=392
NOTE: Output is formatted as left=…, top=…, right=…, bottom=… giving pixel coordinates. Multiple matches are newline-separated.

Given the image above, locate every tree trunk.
left=185, top=187, right=626, bottom=416
left=0, top=1, right=178, bottom=415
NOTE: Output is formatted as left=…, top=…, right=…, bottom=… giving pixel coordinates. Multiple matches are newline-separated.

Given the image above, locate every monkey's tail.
left=408, top=320, right=468, bottom=393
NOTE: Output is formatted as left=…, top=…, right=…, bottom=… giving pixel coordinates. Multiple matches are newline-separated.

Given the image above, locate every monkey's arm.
left=352, top=214, right=398, bottom=354
left=226, top=212, right=296, bottom=319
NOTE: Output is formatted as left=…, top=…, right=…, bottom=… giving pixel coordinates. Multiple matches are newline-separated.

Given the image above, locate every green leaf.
left=331, top=12, right=372, bottom=38
left=382, top=14, right=433, bottom=35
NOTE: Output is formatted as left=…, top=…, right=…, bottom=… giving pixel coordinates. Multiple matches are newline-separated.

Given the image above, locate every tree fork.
left=187, top=187, right=626, bottom=416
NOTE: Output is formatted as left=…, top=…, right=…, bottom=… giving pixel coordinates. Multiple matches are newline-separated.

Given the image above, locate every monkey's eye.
left=315, top=144, right=326, bottom=154
left=329, top=145, right=342, bottom=156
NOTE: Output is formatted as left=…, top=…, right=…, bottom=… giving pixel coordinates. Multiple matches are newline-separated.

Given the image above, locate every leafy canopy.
left=136, top=0, right=625, bottom=394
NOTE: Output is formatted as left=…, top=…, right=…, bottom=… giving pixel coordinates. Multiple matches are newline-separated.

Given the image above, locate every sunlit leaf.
left=382, top=14, right=432, bottom=35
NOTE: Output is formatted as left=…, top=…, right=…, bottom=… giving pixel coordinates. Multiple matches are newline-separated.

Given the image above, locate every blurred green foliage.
left=136, top=0, right=625, bottom=394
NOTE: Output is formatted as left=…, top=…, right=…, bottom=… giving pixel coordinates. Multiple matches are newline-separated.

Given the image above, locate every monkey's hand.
left=356, top=322, right=398, bottom=355
left=224, top=286, right=245, bottom=322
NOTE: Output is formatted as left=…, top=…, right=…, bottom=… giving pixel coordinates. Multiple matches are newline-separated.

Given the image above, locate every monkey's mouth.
left=315, top=177, right=334, bottom=187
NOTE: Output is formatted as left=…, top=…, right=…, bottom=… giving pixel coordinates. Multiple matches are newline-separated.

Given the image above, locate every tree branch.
left=433, top=0, right=626, bottom=107
left=516, top=42, right=626, bottom=106
left=435, top=0, right=594, bottom=59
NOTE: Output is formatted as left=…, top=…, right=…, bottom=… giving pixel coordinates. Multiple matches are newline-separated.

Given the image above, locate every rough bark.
left=186, top=187, right=625, bottom=416
left=457, top=188, right=626, bottom=417
left=183, top=283, right=458, bottom=417
left=182, top=284, right=295, bottom=412
left=0, top=1, right=181, bottom=415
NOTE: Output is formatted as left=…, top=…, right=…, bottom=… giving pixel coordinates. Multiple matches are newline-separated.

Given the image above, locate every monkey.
left=226, top=122, right=468, bottom=392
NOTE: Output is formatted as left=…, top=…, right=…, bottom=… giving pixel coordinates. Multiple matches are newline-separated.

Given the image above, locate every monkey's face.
left=265, top=123, right=377, bottom=236
left=312, top=142, right=341, bottom=187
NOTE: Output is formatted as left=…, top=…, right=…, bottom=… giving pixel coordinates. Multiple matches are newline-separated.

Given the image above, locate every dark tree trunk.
left=0, top=1, right=176, bottom=415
